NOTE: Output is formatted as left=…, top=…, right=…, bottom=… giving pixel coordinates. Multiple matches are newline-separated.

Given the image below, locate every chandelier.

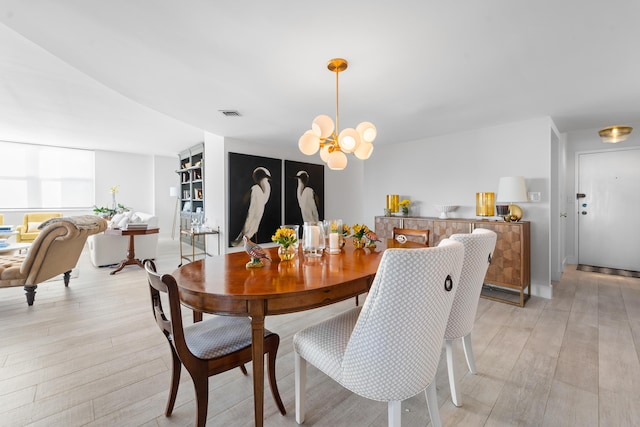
left=298, top=58, right=376, bottom=170
left=598, top=125, right=633, bottom=143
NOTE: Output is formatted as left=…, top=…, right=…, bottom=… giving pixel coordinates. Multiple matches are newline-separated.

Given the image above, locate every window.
left=0, top=141, right=94, bottom=209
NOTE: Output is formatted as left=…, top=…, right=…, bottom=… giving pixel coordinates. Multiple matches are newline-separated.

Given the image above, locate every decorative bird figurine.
left=243, top=235, right=271, bottom=268
left=365, top=230, right=381, bottom=243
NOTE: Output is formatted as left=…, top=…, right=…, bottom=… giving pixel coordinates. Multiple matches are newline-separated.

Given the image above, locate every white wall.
left=95, top=150, right=180, bottom=237
left=363, top=117, right=554, bottom=298
left=564, top=127, right=640, bottom=264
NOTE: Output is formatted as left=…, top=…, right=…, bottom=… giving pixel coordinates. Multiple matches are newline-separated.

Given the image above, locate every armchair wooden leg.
left=191, top=372, right=209, bottom=427
left=166, top=348, right=182, bottom=416
left=266, top=335, right=286, bottom=415
left=64, top=270, right=71, bottom=287
left=24, top=285, right=36, bottom=306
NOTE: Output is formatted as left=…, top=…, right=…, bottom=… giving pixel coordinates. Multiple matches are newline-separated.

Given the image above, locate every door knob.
left=581, top=211, right=587, bottom=215
left=560, top=213, right=567, bottom=218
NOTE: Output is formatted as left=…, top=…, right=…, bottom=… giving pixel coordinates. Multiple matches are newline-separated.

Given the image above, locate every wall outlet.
left=528, top=192, right=541, bottom=202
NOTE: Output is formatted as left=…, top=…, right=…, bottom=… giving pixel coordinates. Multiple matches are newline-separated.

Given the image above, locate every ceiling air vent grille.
left=219, top=110, right=241, bottom=117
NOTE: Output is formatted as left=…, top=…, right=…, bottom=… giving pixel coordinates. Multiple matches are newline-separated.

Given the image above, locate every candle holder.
left=324, top=219, right=342, bottom=254
left=302, top=221, right=325, bottom=257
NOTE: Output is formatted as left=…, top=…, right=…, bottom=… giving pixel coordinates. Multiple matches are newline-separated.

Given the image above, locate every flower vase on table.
left=272, top=227, right=298, bottom=261
left=277, top=245, right=296, bottom=261
left=353, top=238, right=366, bottom=249
left=351, top=223, right=371, bottom=249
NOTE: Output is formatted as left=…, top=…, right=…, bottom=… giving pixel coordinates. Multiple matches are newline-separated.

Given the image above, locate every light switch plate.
left=528, top=192, right=541, bottom=202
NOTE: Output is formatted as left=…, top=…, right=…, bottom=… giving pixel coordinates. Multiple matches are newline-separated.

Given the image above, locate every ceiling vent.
left=219, top=110, right=241, bottom=117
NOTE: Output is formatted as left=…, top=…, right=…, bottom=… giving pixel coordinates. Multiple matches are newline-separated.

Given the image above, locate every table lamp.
left=497, top=176, right=528, bottom=222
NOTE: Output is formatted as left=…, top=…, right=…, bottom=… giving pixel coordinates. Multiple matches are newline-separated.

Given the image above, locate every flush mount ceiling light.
left=598, top=125, right=632, bottom=143
left=298, top=58, right=376, bottom=170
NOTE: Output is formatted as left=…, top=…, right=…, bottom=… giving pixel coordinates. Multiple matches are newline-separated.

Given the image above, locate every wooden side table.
left=104, top=227, right=159, bottom=274
left=179, top=226, right=219, bottom=266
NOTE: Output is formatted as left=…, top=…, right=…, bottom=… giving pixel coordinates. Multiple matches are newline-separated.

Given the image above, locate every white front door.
left=577, top=148, right=640, bottom=271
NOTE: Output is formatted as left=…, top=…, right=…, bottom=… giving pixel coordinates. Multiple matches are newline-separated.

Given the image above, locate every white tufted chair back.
left=445, top=228, right=497, bottom=340
left=341, top=239, right=465, bottom=402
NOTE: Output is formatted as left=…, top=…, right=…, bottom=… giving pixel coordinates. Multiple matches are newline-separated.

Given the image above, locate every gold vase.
left=278, top=245, right=296, bottom=261
left=353, top=238, right=365, bottom=249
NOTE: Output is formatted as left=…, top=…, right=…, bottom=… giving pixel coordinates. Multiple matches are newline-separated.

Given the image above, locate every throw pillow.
left=27, top=222, right=42, bottom=233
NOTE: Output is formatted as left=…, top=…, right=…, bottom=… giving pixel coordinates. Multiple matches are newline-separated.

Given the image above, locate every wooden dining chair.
left=294, top=239, right=465, bottom=427
left=445, top=228, right=496, bottom=407
left=392, top=227, right=430, bottom=246
left=144, top=260, right=286, bottom=427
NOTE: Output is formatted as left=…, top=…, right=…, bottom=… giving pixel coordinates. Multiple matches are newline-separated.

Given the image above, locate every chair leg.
left=446, top=340, right=461, bottom=407
left=388, top=401, right=402, bottom=426
left=425, top=382, right=442, bottom=427
left=165, top=347, right=182, bottom=416
left=24, top=285, right=36, bottom=306
left=295, top=352, right=306, bottom=424
left=190, top=371, right=209, bottom=427
left=265, top=335, right=286, bottom=415
left=63, top=270, right=71, bottom=287
left=239, top=364, right=248, bottom=375
left=462, top=333, right=477, bottom=375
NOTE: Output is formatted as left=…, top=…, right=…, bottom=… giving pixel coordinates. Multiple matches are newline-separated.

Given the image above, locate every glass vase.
left=353, top=237, right=366, bottom=249
left=278, top=245, right=296, bottom=261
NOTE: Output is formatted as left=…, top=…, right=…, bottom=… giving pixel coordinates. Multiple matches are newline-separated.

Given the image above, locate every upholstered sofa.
left=87, top=211, right=159, bottom=267
left=16, top=212, right=63, bottom=242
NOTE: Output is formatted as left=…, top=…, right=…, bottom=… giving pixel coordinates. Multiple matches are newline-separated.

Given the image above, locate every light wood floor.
left=1, top=238, right=639, bottom=426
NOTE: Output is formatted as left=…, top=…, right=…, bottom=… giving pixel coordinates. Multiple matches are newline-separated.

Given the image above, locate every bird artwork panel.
left=284, top=160, right=324, bottom=226
left=228, top=153, right=282, bottom=247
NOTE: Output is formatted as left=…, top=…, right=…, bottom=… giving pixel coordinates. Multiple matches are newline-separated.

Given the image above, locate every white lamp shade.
left=319, top=145, right=331, bottom=162
left=354, top=140, right=373, bottom=159
left=497, top=176, right=528, bottom=202
left=311, top=115, right=335, bottom=138
left=356, top=121, right=377, bottom=143
left=299, top=130, right=320, bottom=155
left=327, top=150, right=348, bottom=170
left=338, top=128, right=361, bottom=153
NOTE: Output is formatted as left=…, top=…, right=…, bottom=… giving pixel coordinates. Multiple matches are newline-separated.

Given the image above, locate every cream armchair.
left=87, top=212, right=159, bottom=267
left=0, top=215, right=107, bottom=305
left=16, top=212, right=63, bottom=242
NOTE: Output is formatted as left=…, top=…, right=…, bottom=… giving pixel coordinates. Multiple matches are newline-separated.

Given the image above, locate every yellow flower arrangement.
left=351, top=224, right=370, bottom=240
left=399, top=199, right=411, bottom=215
left=271, top=227, right=298, bottom=248
left=110, top=185, right=119, bottom=194
left=341, top=224, right=351, bottom=237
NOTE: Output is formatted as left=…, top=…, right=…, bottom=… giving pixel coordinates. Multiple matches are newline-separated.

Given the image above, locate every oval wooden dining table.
left=172, top=238, right=425, bottom=426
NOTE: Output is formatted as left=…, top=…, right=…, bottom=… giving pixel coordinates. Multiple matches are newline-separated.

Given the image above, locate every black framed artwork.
left=284, top=160, right=324, bottom=226
left=228, top=152, right=282, bottom=247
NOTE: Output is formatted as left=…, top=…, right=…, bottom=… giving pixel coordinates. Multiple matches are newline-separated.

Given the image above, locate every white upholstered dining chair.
left=445, top=228, right=497, bottom=407
left=293, top=239, right=465, bottom=427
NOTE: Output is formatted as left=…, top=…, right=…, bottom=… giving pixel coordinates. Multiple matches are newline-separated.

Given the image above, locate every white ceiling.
left=1, top=1, right=639, bottom=157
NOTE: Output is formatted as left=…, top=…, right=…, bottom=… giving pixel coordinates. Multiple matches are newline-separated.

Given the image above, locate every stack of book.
left=0, top=238, right=8, bottom=248
left=124, top=223, right=148, bottom=230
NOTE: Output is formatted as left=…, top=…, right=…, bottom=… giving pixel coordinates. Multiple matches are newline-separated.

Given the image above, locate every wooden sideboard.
left=375, top=216, right=531, bottom=306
